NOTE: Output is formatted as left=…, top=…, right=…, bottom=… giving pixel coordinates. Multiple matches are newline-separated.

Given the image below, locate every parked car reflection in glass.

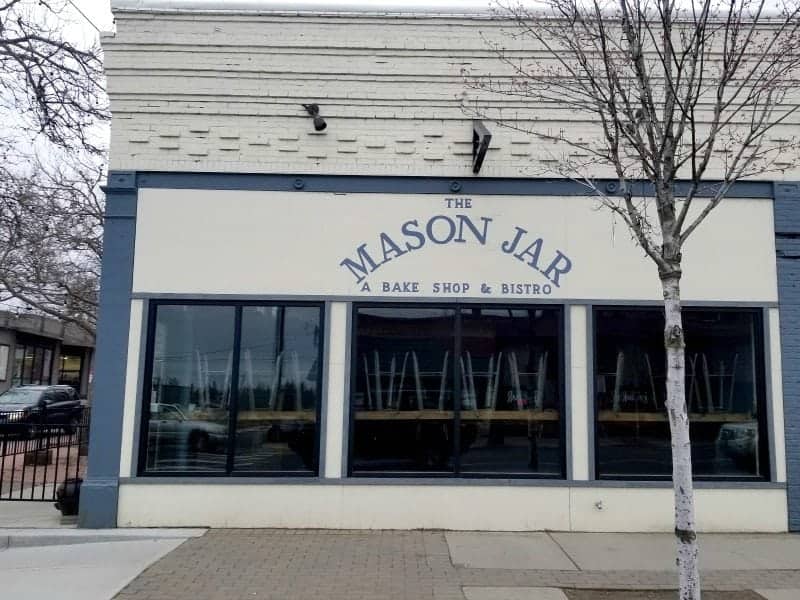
left=715, top=421, right=759, bottom=472
left=146, top=402, right=228, bottom=471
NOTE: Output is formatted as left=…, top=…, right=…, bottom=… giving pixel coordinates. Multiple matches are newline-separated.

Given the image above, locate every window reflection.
left=594, top=308, right=767, bottom=479
left=459, top=307, right=561, bottom=475
left=58, top=352, right=84, bottom=390
left=350, top=305, right=563, bottom=477
left=141, top=303, right=323, bottom=476
left=352, top=307, right=456, bottom=473
left=145, top=305, right=235, bottom=473
left=23, top=347, right=35, bottom=383
left=234, top=306, right=320, bottom=473
left=12, top=341, right=56, bottom=386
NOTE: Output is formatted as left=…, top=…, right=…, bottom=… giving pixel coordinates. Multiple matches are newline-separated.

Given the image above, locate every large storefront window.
left=140, top=302, right=323, bottom=476
left=350, top=305, right=563, bottom=477
left=593, top=307, right=768, bottom=480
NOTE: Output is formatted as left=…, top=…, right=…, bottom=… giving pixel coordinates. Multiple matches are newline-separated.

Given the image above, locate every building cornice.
left=111, top=0, right=498, bottom=17
left=111, top=0, right=790, bottom=20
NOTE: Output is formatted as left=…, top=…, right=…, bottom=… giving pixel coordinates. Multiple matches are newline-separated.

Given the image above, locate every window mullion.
left=453, top=307, right=462, bottom=476
left=226, top=306, right=244, bottom=474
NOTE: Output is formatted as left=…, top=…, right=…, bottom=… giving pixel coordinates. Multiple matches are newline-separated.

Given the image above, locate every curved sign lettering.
left=339, top=198, right=573, bottom=296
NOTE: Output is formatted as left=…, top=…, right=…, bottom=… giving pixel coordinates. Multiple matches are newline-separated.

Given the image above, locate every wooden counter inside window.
left=198, top=409, right=753, bottom=424
left=233, top=410, right=316, bottom=422
left=227, top=409, right=563, bottom=422
left=355, top=409, right=560, bottom=421
left=597, top=410, right=754, bottom=423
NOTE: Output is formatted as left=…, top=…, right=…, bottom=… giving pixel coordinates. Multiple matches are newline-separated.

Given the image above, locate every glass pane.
left=234, top=306, right=321, bottom=473
left=59, top=354, right=83, bottom=388
left=22, top=346, right=35, bottom=384
left=0, top=345, right=8, bottom=381
left=594, top=308, right=766, bottom=479
left=61, top=355, right=83, bottom=372
left=42, top=349, right=53, bottom=384
left=145, top=305, right=235, bottom=473
left=684, top=311, right=764, bottom=478
left=13, top=346, right=24, bottom=385
left=458, top=307, right=562, bottom=475
left=32, top=347, right=46, bottom=385
left=594, top=309, right=667, bottom=477
left=351, top=307, right=456, bottom=474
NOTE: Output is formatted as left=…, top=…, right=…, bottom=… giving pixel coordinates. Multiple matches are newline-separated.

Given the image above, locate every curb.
left=0, top=528, right=206, bottom=549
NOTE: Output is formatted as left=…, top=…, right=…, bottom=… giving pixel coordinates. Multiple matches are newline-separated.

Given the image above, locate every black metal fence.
left=0, top=407, right=89, bottom=502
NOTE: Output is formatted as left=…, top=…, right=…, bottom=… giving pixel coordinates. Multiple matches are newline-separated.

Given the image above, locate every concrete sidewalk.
left=1, top=537, right=192, bottom=600
left=0, top=500, right=68, bottom=528
left=112, top=529, right=800, bottom=600
left=0, top=501, right=205, bottom=600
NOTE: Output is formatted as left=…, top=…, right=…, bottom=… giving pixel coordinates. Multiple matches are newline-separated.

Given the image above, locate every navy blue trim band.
left=108, top=171, right=774, bottom=198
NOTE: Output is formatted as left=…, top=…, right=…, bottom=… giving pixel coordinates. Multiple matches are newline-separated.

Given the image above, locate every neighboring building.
left=0, top=310, right=94, bottom=398
left=80, top=0, right=800, bottom=532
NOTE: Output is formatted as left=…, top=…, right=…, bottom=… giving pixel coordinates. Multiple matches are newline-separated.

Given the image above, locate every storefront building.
left=80, top=1, right=800, bottom=531
left=0, top=310, right=94, bottom=398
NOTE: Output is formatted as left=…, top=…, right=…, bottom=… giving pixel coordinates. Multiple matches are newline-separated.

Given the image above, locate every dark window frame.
left=137, top=299, right=326, bottom=478
left=347, top=302, right=567, bottom=479
left=591, top=305, right=771, bottom=482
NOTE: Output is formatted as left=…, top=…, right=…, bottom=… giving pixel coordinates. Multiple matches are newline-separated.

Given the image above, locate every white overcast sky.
left=67, top=0, right=500, bottom=33
left=65, top=0, right=791, bottom=41
left=63, top=1, right=495, bottom=40
left=65, top=0, right=114, bottom=39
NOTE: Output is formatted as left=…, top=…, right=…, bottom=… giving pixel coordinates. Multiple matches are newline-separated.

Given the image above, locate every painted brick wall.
left=775, top=182, right=800, bottom=531
left=103, top=10, right=800, bottom=178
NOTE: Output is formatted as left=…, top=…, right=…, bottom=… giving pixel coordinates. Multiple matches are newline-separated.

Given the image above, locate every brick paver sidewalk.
left=114, top=530, right=800, bottom=600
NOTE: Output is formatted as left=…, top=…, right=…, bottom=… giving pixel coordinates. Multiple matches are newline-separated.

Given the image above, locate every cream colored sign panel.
left=133, top=189, right=777, bottom=302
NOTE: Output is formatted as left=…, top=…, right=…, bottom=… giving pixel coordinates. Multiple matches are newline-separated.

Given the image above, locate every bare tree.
left=0, top=0, right=108, bottom=336
left=0, top=0, right=108, bottom=158
left=0, top=155, right=103, bottom=338
left=464, top=1, right=800, bottom=598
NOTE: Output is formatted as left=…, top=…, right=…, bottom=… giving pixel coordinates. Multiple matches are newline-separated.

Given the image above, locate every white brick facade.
left=103, top=5, right=800, bottom=178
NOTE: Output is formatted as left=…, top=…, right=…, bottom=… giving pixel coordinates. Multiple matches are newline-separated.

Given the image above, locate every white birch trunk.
left=662, top=275, right=701, bottom=600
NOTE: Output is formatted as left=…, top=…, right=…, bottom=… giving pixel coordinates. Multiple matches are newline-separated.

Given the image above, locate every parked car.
left=0, top=385, right=83, bottom=436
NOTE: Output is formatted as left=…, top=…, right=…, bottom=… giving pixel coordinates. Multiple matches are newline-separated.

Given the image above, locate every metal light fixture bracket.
left=472, top=120, right=492, bottom=174
left=302, top=103, right=327, bottom=132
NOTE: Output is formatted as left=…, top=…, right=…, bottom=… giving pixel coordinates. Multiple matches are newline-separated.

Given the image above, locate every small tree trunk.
left=662, top=274, right=701, bottom=600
